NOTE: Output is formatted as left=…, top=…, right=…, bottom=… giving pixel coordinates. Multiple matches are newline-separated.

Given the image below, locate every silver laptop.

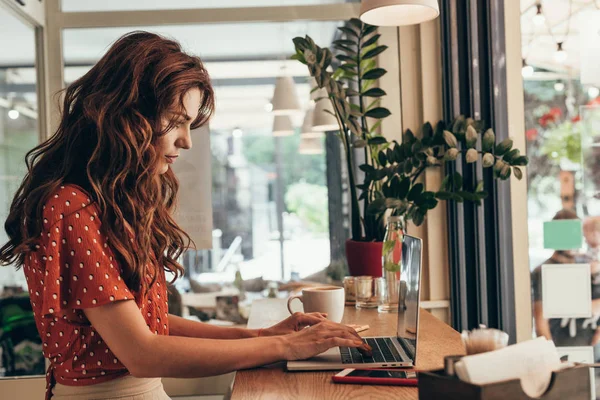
left=287, top=234, right=423, bottom=371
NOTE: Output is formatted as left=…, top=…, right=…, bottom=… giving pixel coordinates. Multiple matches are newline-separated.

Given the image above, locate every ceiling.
left=521, top=0, right=600, bottom=77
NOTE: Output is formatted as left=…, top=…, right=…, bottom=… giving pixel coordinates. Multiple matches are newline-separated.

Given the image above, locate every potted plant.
left=292, top=18, right=528, bottom=277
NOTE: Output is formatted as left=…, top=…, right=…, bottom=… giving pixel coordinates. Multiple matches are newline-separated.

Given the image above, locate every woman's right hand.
left=281, top=320, right=369, bottom=360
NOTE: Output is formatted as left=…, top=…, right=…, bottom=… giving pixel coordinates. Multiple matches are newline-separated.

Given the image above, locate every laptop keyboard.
left=339, top=338, right=404, bottom=364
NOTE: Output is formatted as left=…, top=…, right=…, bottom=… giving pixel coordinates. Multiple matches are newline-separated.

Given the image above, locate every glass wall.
left=62, top=21, right=338, bottom=286
left=521, top=0, right=600, bottom=396
left=0, top=3, right=43, bottom=377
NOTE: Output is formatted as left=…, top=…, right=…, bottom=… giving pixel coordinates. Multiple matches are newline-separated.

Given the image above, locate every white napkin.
left=454, top=337, right=561, bottom=398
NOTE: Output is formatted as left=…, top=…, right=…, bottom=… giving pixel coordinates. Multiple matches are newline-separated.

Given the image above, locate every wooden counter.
left=231, top=300, right=465, bottom=400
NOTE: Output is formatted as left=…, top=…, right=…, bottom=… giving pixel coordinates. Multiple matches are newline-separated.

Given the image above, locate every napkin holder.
left=418, top=365, right=591, bottom=400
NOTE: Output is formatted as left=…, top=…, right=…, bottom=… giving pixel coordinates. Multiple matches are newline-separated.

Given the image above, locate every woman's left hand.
left=259, top=312, right=328, bottom=336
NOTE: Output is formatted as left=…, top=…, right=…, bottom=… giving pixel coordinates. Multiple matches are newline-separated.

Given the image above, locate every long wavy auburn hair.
left=0, top=31, right=214, bottom=294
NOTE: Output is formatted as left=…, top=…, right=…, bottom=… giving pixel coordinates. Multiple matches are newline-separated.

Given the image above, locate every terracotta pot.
left=345, top=239, right=383, bottom=277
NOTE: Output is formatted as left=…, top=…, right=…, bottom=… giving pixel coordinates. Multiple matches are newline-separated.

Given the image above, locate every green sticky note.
left=543, top=220, right=583, bottom=250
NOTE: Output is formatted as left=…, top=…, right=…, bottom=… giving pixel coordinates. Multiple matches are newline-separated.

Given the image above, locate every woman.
left=0, top=32, right=366, bottom=399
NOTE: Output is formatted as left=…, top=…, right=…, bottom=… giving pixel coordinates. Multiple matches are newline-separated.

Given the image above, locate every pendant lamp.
left=312, top=89, right=339, bottom=132
left=300, top=108, right=321, bottom=138
left=360, top=0, right=440, bottom=26
left=271, top=75, right=301, bottom=115
left=299, top=137, right=323, bottom=155
left=272, top=115, right=295, bottom=137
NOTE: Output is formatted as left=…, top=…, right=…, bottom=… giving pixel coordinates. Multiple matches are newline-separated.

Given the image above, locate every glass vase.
left=378, top=215, right=404, bottom=313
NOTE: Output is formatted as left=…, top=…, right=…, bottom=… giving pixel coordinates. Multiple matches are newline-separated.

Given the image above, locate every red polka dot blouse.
left=23, top=184, right=170, bottom=399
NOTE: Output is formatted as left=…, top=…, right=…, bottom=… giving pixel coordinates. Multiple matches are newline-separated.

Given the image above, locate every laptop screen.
left=395, top=234, right=422, bottom=361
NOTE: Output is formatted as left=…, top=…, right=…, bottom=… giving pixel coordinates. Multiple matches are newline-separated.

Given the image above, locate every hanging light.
left=298, top=137, right=323, bottom=155
left=232, top=127, right=243, bottom=138
left=588, top=86, right=600, bottom=98
left=522, top=59, right=534, bottom=78
left=272, top=115, right=295, bottom=136
left=300, top=107, right=321, bottom=138
left=8, top=109, right=19, bottom=120
left=554, top=82, right=565, bottom=92
left=312, top=89, right=339, bottom=132
left=533, top=2, right=545, bottom=27
left=359, top=0, right=440, bottom=27
left=271, top=75, right=301, bottom=115
left=553, top=42, right=567, bottom=64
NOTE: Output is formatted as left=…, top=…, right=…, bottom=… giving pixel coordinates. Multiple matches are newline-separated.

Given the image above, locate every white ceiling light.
left=522, top=60, right=534, bottom=78
left=300, top=107, right=321, bottom=138
left=533, top=3, right=545, bottom=27
left=272, top=115, right=295, bottom=137
left=553, top=42, right=567, bottom=64
left=359, top=0, right=440, bottom=27
left=8, top=109, right=20, bottom=120
left=232, top=128, right=243, bottom=138
left=588, top=86, right=600, bottom=99
left=554, top=82, right=565, bottom=92
left=271, top=75, right=301, bottom=115
left=299, top=137, right=323, bottom=155
left=312, top=89, right=339, bottom=132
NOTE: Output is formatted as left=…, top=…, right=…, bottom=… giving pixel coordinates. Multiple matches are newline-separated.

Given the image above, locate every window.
left=0, top=3, right=43, bottom=378
left=62, top=21, right=341, bottom=286
left=521, top=0, right=600, bottom=392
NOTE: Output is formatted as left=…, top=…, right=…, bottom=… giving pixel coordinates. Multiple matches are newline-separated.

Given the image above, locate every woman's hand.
left=281, top=320, right=369, bottom=361
left=260, top=312, right=327, bottom=336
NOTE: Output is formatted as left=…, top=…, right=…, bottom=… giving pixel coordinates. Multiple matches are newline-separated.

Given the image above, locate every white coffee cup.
left=287, top=286, right=345, bottom=323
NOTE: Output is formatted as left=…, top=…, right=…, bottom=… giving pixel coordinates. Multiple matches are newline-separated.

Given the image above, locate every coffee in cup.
left=287, top=286, right=345, bottom=323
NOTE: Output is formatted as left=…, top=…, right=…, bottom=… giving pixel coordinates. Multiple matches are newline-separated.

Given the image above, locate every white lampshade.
left=299, top=137, right=323, bottom=155
left=360, top=0, right=440, bottom=26
left=312, top=89, right=339, bottom=132
left=300, top=108, right=321, bottom=138
left=272, top=115, right=295, bottom=136
left=272, top=75, right=301, bottom=115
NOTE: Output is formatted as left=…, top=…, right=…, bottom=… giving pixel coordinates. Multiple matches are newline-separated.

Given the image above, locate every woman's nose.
left=178, top=128, right=192, bottom=150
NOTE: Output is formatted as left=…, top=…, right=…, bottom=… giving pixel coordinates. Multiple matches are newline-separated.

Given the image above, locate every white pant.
left=51, top=375, right=171, bottom=400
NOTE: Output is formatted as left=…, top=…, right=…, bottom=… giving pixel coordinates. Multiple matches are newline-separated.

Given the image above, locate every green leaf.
left=356, top=164, right=375, bottom=173
left=513, top=156, right=529, bottom=166
left=378, top=151, right=388, bottom=165
left=348, top=18, right=363, bottom=30
left=365, top=107, right=391, bottom=119
left=397, top=177, right=411, bottom=199
left=362, top=68, right=387, bottom=80
left=412, top=211, right=425, bottom=226
left=362, top=33, right=381, bottom=48
left=422, top=122, right=434, bottom=138
left=475, top=180, right=484, bottom=193
left=334, top=44, right=357, bottom=55
left=407, top=183, right=424, bottom=202
left=482, top=129, right=495, bottom=152
left=335, top=54, right=357, bottom=65
left=435, top=191, right=453, bottom=200
left=363, top=24, right=378, bottom=36
left=513, top=167, right=523, bottom=180
left=495, top=138, right=513, bottom=156
left=333, top=39, right=357, bottom=47
left=362, top=88, right=386, bottom=98
left=292, top=36, right=310, bottom=51
left=503, top=148, right=520, bottom=163
left=339, top=26, right=359, bottom=38
left=367, top=198, right=386, bottom=215
left=403, top=129, right=416, bottom=144
left=362, top=45, right=388, bottom=60
left=443, top=130, right=458, bottom=148
left=369, top=119, right=383, bottom=134
left=386, top=148, right=396, bottom=163
left=453, top=172, right=463, bottom=190
left=465, top=148, right=478, bottom=163
left=368, top=136, right=388, bottom=145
